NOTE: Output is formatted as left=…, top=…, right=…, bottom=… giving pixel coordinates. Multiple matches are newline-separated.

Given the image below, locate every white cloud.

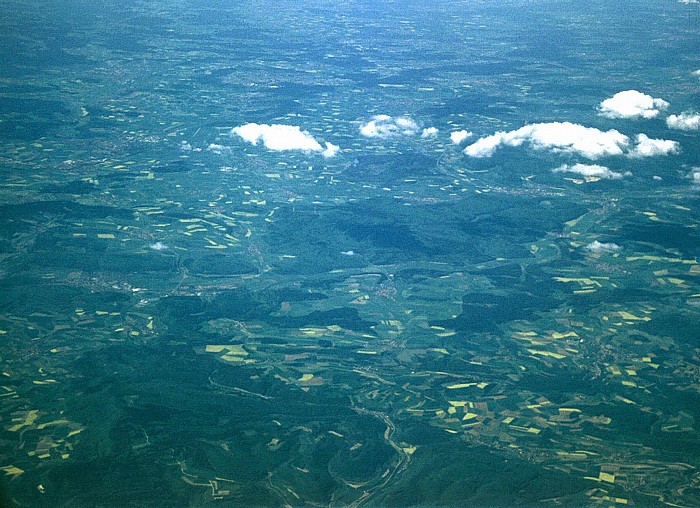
left=359, top=115, right=420, bottom=138
left=207, top=143, right=230, bottom=154
left=150, top=242, right=168, bottom=251
left=692, top=168, right=700, bottom=185
left=421, top=127, right=439, bottom=138
left=667, top=111, right=700, bottom=131
left=464, top=133, right=508, bottom=158
left=322, top=142, right=340, bottom=158
left=450, top=130, right=473, bottom=144
left=585, top=240, right=622, bottom=253
left=629, top=134, right=680, bottom=157
left=464, top=122, right=680, bottom=160
left=598, top=90, right=669, bottom=119
left=694, top=70, right=700, bottom=77
left=232, top=123, right=336, bottom=155
left=679, top=0, right=698, bottom=4
left=464, top=122, right=630, bottom=159
left=553, top=163, right=626, bottom=180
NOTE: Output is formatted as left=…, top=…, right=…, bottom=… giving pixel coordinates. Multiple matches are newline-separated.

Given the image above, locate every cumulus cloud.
left=464, top=122, right=629, bottom=159
left=667, top=111, right=700, bottom=131
left=598, top=90, right=669, bottom=119
left=359, top=115, right=421, bottom=138
left=421, top=127, right=439, bottom=138
left=585, top=240, right=622, bottom=253
left=694, top=70, right=700, bottom=77
left=231, top=123, right=339, bottom=156
left=692, top=168, right=700, bottom=185
left=233, top=123, right=319, bottom=151
left=629, top=134, right=680, bottom=157
left=150, top=242, right=168, bottom=251
left=450, top=130, right=473, bottom=144
left=553, top=163, right=626, bottom=180
left=207, top=143, right=230, bottom=154
left=321, top=142, right=340, bottom=158
left=464, top=122, right=680, bottom=160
